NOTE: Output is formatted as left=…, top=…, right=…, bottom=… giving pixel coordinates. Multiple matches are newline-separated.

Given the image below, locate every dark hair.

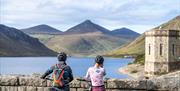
left=57, top=52, right=67, bottom=61
left=95, top=55, right=104, bottom=64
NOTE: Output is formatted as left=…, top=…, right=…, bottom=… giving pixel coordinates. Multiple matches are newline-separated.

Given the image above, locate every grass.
left=133, top=54, right=145, bottom=65
left=38, top=33, right=130, bottom=56
left=105, top=34, right=145, bottom=57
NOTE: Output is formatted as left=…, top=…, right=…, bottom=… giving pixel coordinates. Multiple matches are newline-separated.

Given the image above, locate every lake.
left=0, top=57, right=133, bottom=78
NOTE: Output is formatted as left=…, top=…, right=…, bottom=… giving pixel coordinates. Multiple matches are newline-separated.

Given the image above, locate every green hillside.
left=106, top=34, right=145, bottom=57
left=43, top=33, right=130, bottom=56
left=105, top=15, right=180, bottom=57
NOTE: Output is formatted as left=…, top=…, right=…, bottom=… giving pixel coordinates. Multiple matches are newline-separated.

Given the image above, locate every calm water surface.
left=0, top=57, right=133, bottom=78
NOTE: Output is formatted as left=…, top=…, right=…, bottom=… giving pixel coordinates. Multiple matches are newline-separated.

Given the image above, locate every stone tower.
left=145, top=29, right=180, bottom=77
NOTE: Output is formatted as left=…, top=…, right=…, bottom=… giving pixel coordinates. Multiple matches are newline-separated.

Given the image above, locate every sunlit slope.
left=106, top=15, right=180, bottom=57
left=45, top=33, right=130, bottom=56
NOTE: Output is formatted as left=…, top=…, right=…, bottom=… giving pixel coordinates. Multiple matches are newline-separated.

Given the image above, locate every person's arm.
left=68, top=66, right=74, bottom=82
left=103, top=68, right=106, bottom=76
left=84, top=68, right=90, bottom=80
left=41, top=66, right=55, bottom=79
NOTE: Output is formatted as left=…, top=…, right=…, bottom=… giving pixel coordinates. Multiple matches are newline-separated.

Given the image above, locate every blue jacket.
left=41, top=61, right=74, bottom=90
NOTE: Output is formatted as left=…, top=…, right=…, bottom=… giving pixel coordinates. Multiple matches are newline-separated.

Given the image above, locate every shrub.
left=131, top=70, right=138, bottom=73
left=133, top=54, right=145, bottom=65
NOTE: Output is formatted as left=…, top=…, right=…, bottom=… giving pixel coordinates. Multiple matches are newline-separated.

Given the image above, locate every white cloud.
left=0, top=0, right=179, bottom=33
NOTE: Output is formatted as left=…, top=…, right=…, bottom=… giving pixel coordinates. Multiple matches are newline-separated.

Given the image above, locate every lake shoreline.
left=0, top=57, right=133, bottom=79
left=118, top=64, right=145, bottom=80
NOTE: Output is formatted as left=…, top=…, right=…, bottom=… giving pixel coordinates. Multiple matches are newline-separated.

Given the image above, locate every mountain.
left=21, top=24, right=62, bottom=34
left=111, top=27, right=140, bottom=39
left=106, top=15, right=180, bottom=57
left=154, top=15, right=180, bottom=30
left=64, top=20, right=110, bottom=34
left=45, top=33, right=130, bottom=56
left=0, top=24, right=56, bottom=56
left=17, top=20, right=139, bottom=56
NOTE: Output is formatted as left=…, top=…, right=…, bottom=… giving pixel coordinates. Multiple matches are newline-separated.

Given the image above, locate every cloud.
left=0, top=0, right=179, bottom=33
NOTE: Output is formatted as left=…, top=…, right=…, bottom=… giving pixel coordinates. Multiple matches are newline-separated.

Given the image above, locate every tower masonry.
left=145, top=29, right=180, bottom=77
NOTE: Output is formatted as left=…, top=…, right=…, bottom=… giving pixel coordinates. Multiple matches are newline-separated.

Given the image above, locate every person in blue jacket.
left=41, top=52, right=74, bottom=91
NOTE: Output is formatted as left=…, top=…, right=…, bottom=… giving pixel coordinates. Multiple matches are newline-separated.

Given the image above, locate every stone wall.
left=0, top=75, right=149, bottom=91
left=0, top=74, right=180, bottom=91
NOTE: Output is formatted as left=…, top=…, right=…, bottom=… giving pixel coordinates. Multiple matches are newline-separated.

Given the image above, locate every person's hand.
left=100, top=64, right=103, bottom=67
left=40, top=76, right=45, bottom=79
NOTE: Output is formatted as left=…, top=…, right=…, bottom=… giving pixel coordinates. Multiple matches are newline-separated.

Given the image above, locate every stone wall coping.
left=0, top=75, right=179, bottom=91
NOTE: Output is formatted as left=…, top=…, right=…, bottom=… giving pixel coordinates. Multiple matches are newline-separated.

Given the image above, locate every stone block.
left=18, top=86, right=26, bottom=91
left=146, top=80, right=156, bottom=90
left=70, top=88, right=77, bottom=91
left=37, top=87, right=50, bottom=91
left=69, top=79, right=81, bottom=88
left=0, top=76, right=18, bottom=86
left=26, top=86, right=37, bottom=91
left=151, top=76, right=180, bottom=91
left=106, top=89, right=122, bottom=91
left=77, top=88, right=87, bottom=91
left=0, top=86, right=5, bottom=91
left=19, top=76, right=46, bottom=87
left=0, top=86, right=18, bottom=91
left=37, top=87, right=44, bottom=91
left=107, top=79, right=147, bottom=90
left=106, top=89, right=145, bottom=91
left=80, top=81, right=90, bottom=88
left=46, top=80, right=53, bottom=87
left=43, top=87, right=50, bottom=91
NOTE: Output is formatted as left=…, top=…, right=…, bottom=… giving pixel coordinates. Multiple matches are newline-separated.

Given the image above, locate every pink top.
left=85, top=66, right=106, bottom=86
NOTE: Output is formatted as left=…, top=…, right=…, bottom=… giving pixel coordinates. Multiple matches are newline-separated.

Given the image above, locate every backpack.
left=52, top=64, right=67, bottom=88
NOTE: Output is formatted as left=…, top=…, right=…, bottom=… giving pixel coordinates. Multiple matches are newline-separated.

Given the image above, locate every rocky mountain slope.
left=0, top=24, right=56, bottom=56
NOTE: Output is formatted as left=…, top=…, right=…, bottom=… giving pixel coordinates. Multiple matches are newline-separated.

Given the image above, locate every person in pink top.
left=85, top=55, right=106, bottom=91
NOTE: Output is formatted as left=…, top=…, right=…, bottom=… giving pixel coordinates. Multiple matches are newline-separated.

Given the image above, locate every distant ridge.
left=21, top=24, right=62, bottom=34
left=65, top=20, right=110, bottom=34
left=111, top=27, right=140, bottom=39
left=0, top=24, right=56, bottom=56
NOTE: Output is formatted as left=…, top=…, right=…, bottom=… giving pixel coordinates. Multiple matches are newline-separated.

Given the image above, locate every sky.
left=0, top=0, right=179, bottom=33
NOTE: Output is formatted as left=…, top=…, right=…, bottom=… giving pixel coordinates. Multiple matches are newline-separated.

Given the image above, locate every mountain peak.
left=111, top=27, right=140, bottom=38
left=112, top=27, right=136, bottom=33
left=120, top=27, right=130, bottom=30
left=83, top=20, right=92, bottom=23
left=36, top=24, right=49, bottom=27
left=21, top=24, right=62, bottom=34
left=65, top=20, right=110, bottom=34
